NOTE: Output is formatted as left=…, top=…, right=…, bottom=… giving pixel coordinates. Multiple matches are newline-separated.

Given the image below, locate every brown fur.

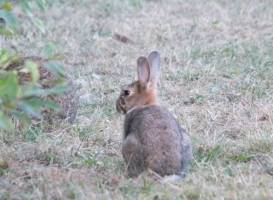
left=116, top=81, right=157, bottom=114
left=116, top=51, right=193, bottom=178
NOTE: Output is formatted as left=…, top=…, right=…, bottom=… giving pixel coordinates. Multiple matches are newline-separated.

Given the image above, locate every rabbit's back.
left=123, top=105, right=185, bottom=176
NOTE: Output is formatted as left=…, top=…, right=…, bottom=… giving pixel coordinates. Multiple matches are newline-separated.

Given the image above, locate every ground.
left=1, top=0, right=273, bottom=199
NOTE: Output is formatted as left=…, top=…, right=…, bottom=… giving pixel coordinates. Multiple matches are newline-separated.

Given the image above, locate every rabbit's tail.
left=162, top=157, right=191, bottom=183
left=161, top=169, right=187, bottom=183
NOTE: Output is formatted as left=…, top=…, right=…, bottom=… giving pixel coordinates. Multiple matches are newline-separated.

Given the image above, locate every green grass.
left=1, top=0, right=273, bottom=199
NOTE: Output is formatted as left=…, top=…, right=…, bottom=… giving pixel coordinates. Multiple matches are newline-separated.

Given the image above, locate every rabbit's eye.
left=124, top=90, right=130, bottom=96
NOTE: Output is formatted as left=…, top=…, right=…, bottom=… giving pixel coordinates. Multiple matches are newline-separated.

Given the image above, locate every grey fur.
left=122, top=105, right=193, bottom=178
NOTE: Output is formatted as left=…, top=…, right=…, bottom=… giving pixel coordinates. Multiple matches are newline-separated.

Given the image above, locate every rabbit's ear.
left=148, top=51, right=160, bottom=84
left=137, top=56, right=150, bottom=86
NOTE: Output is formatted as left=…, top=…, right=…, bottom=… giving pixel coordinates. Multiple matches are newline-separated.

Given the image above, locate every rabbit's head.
left=116, top=51, right=161, bottom=114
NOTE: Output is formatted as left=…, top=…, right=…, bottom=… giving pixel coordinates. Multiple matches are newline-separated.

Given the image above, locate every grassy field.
left=1, top=0, right=273, bottom=199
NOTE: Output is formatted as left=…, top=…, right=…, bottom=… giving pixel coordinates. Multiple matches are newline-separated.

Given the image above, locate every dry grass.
left=1, top=0, right=273, bottom=199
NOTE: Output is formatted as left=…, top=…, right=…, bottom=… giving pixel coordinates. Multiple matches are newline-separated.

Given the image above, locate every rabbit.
left=116, top=51, right=193, bottom=180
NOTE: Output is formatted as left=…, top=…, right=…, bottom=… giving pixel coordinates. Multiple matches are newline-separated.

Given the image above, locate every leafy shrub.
left=0, top=0, right=70, bottom=130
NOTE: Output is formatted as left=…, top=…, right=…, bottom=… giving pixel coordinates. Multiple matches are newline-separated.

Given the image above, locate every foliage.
left=0, top=0, right=67, bottom=130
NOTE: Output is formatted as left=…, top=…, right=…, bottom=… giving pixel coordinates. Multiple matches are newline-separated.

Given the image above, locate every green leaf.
left=45, top=84, right=68, bottom=95
left=18, top=97, right=60, bottom=118
left=25, top=60, right=40, bottom=83
left=21, top=84, right=68, bottom=98
left=1, top=2, right=13, bottom=11
left=0, top=10, right=18, bottom=29
left=20, top=86, right=45, bottom=97
left=18, top=98, right=43, bottom=118
left=41, top=99, right=59, bottom=110
left=0, top=111, right=13, bottom=130
left=42, top=43, right=56, bottom=58
left=0, top=49, right=10, bottom=68
left=44, top=62, right=65, bottom=77
left=0, top=71, right=19, bottom=99
left=11, top=110, right=31, bottom=125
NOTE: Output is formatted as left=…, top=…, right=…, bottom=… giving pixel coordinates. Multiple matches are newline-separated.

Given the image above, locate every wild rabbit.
left=116, top=51, right=193, bottom=179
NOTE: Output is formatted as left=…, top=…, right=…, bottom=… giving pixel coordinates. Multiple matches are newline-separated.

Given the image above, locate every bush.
left=0, top=0, right=74, bottom=130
